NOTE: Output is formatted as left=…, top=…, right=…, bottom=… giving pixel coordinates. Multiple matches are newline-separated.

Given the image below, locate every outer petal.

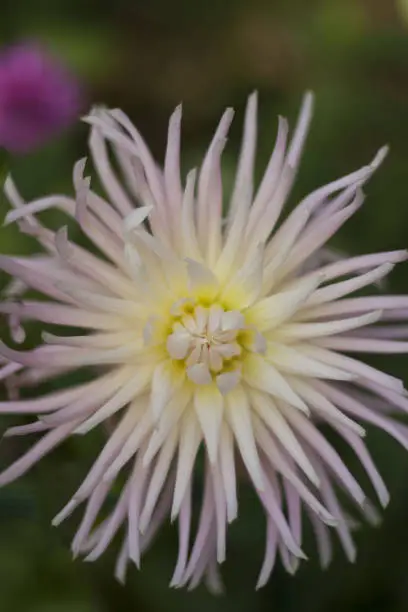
left=194, top=384, right=224, bottom=464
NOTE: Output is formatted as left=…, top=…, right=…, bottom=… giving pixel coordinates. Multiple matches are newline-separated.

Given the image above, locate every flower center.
left=165, top=299, right=266, bottom=394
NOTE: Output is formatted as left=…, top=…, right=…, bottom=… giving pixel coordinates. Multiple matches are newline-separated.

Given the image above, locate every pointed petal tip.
left=247, top=90, right=258, bottom=109
left=3, top=211, right=14, bottom=227
left=129, top=551, right=141, bottom=569
left=373, top=145, right=389, bottom=167
left=138, top=518, right=148, bottom=536
left=124, top=205, right=154, bottom=233
left=74, top=156, right=88, bottom=173
left=302, top=90, right=315, bottom=108
left=170, top=103, right=183, bottom=124
left=114, top=573, right=127, bottom=586
left=380, top=491, right=391, bottom=509
left=81, top=112, right=101, bottom=126
left=323, top=513, right=339, bottom=528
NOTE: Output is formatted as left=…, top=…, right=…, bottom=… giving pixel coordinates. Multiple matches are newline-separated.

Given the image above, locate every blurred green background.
left=2, top=0, right=408, bottom=610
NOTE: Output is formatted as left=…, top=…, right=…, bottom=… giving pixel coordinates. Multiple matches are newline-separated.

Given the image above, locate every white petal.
left=216, top=370, right=241, bottom=395
left=166, top=331, right=191, bottom=360
left=219, top=422, right=237, bottom=522
left=253, top=417, right=336, bottom=525
left=287, top=91, right=314, bottom=167
left=208, top=347, right=224, bottom=373
left=229, top=91, right=257, bottom=220
left=225, top=386, right=264, bottom=490
left=228, top=242, right=265, bottom=308
left=150, top=361, right=184, bottom=421
left=278, top=190, right=364, bottom=279
left=306, top=262, right=395, bottom=307
left=185, top=258, right=219, bottom=294
left=207, top=304, right=223, bottom=334
left=283, top=404, right=365, bottom=506
left=266, top=342, right=354, bottom=381
left=256, top=519, right=278, bottom=589
left=170, top=479, right=193, bottom=586
left=294, top=343, right=403, bottom=393
left=194, top=385, right=224, bottom=463
left=164, top=104, right=183, bottom=213
left=277, top=310, right=382, bottom=340
left=211, top=462, right=227, bottom=563
left=102, top=404, right=153, bottom=482
left=0, top=421, right=76, bottom=488
left=246, top=116, right=289, bottom=237
left=181, top=169, right=202, bottom=261
left=220, top=310, right=245, bottom=331
left=123, top=206, right=153, bottom=234
left=249, top=388, right=318, bottom=486
left=289, top=378, right=365, bottom=437
left=75, top=367, right=151, bottom=435
left=139, top=428, right=178, bottom=533
left=171, top=412, right=202, bottom=520
left=128, top=448, right=150, bottom=566
left=187, top=363, right=212, bottom=385
left=248, top=274, right=323, bottom=331
left=143, top=385, right=192, bottom=467
left=243, top=354, right=309, bottom=414
left=197, top=108, right=234, bottom=251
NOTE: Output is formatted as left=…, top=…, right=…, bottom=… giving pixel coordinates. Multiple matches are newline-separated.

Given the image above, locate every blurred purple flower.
left=0, top=43, right=82, bottom=153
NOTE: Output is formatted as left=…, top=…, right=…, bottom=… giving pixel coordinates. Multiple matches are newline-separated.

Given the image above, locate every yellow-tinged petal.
left=150, top=360, right=185, bottom=421
left=243, top=353, right=309, bottom=414
left=247, top=274, right=323, bottom=331
left=185, top=258, right=219, bottom=300
left=143, top=384, right=193, bottom=467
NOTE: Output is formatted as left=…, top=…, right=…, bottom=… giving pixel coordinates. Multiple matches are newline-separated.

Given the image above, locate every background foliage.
left=1, top=0, right=408, bottom=610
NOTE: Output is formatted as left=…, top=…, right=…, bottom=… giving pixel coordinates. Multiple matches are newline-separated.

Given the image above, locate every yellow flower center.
left=164, top=298, right=266, bottom=394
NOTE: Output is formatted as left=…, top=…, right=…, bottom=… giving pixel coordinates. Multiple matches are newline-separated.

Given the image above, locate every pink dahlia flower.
left=0, top=43, right=81, bottom=153
left=0, top=93, right=408, bottom=590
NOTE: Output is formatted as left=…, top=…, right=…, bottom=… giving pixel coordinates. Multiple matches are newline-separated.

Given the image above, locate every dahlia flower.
left=1, top=93, right=408, bottom=591
left=0, top=43, right=81, bottom=153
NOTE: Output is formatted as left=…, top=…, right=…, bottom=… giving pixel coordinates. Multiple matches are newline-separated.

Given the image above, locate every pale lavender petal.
left=0, top=421, right=79, bottom=486
left=282, top=404, right=365, bottom=506
left=181, top=466, right=215, bottom=586
left=170, top=478, right=192, bottom=586
left=85, top=481, right=131, bottom=562
left=70, top=481, right=111, bottom=555
left=256, top=518, right=278, bottom=589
